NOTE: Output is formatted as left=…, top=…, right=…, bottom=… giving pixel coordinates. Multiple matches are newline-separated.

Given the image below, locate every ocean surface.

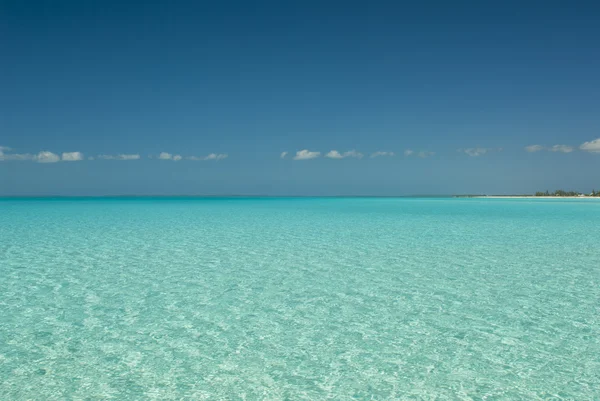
left=1, top=197, right=599, bottom=400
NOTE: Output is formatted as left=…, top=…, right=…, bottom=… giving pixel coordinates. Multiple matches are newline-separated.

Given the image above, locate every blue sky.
left=1, top=0, right=599, bottom=195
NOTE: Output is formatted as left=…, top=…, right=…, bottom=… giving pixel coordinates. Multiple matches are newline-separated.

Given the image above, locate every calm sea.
left=1, top=198, right=599, bottom=399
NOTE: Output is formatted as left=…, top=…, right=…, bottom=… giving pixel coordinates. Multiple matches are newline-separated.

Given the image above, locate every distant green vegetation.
left=535, top=190, right=600, bottom=197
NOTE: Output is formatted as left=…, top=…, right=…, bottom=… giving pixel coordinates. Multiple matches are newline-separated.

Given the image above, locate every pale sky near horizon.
left=1, top=1, right=599, bottom=195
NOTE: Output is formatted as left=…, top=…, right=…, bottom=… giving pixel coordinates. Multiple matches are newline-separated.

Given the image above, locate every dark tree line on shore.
left=535, top=190, right=600, bottom=197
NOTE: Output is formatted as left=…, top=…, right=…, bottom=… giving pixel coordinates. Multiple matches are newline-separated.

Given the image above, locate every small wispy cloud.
left=98, top=154, right=140, bottom=160
left=1, top=147, right=81, bottom=163
left=325, top=150, right=363, bottom=159
left=62, top=152, right=84, bottom=161
left=580, top=138, right=600, bottom=153
left=186, top=153, right=228, bottom=161
left=370, top=151, right=395, bottom=158
left=293, top=149, right=320, bottom=160
left=120, top=154, right=141, bottom=160
left=549, top=145, right=574, bottom=153
left=461, top=148, right=489, bottom=157
left=526, top=144, right=575, bottom=153
left=1, top=146, right=32, bottom=161
left=325, top=150, right=343, bottom=159
left=35, top=151, right=61, bottom=163
left=458, top=147, right=503, bottom=157
left=418, top=151, right=435, bottom=158
left=525, top=145, right=544, bottom=153
left=280, top=151, right=288, bottom=159
left=157, top=152, right=183, bottom=161
left=204, top=153, right=227, bottom=160
left=404, top=149, right=414, bottom=156
left=343, top=150, right=363, bottom=159
left=0, top=153, right=34, bottom=161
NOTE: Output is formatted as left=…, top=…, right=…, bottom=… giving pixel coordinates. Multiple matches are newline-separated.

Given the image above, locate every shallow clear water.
left=1, top=197, right=599, bottom=400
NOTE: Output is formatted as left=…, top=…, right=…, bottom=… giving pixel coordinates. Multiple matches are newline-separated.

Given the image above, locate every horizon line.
left=0, top=194, right=473, bottom=199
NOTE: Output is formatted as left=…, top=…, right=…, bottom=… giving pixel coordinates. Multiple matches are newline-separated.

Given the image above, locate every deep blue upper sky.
left=1, top=0, right=599, bottom=195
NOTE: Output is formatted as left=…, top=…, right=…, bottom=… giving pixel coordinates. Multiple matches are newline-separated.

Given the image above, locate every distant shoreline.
left=465, top=196, right=598, bottom=199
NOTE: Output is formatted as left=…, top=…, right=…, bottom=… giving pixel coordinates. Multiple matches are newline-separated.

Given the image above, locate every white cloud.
left=1, top=150, right=60, bottom=163
left=580, top=138, right=600, bottom=153
left=325, top=150, right=363, bottom=159
left=342, top=150, right=363, bottom=159
left=62, top=151, right=84, bottom=161
left=98, top=154, right=140, bottom=160
left=0, top=147, right=47, bottom=162
left=0, top=146, right=34, bottom=161
left=158, top=152, right=182, bottom=161
left=325, top=150, right=343, bottom=159
left=404, top=149, right=414, bottom=156
left=204, top=153, right=228, bottom=160
left=370, top=151, right=395, bottom=158
left=526, top=144, right=575, bottom=153
left=188, top=153, right=228, bottom=161
left=418, top=151, right=435, bottom=158
left=525, top=145, right=544, bottom=153
left=460, top=147, right=505, bottom=157
left=35, top=151, right=61, bottom=163
left=118, top=154, right=141, bottom=160
left=293, top=149, right=320, bottom=160
left=88, top=156, right=95, bottom=160
left=549, top=145, right=574, bottom=153
left=280, top=151, right=288, bottom=159
left=0, top=153, right=35, bottom=161
left=462, top=148, right=489, bottom=157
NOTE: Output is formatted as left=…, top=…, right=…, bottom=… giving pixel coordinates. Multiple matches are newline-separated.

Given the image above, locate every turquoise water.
left=1, top=198, right=599, bottom=400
